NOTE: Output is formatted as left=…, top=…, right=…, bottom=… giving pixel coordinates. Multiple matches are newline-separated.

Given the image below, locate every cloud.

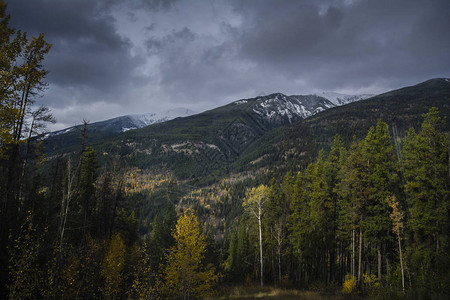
left=7, top=0, right=144, bottom=108
left=5, top=0, right=450, bottom=131
left=234, top=0, right=450, bottom=92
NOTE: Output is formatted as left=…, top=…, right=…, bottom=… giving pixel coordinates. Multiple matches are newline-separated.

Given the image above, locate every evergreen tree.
left=402, top=107, right=449, bottom=295
left=288, top=171, right=311, bottom=285
left=361, top=119, right=397, bottom=281
left=79, top=146, right=99, bottom=236
left=308, top=151, right=333, bottom=282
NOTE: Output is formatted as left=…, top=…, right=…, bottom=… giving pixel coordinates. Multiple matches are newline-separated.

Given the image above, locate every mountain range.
left=41, top=91, right=371, bottom=153
left=40, top=78, right=449, bottom=184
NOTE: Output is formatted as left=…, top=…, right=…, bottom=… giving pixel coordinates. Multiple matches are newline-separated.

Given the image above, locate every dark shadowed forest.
left=1, top=1, right=449, bottom=299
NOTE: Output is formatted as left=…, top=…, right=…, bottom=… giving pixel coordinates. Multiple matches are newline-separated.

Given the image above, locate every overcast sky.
left=6, top=0, right=450, bottom=130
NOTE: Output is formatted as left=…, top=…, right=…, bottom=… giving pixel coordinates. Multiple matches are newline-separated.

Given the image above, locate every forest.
left=1, top=1, right=449, bottom=299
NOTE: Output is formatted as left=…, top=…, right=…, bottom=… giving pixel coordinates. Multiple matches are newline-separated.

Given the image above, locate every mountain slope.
left=235, top=78, right=450, bottom=176
left=315, top=92, right=374, bottom=105
left=41, top=108, right=195, bottom=152
left=91, top=93, right=342, bottom=180
left=44, top=79, right=450, bottom=182
left=41, top=91, right=369, bottom=156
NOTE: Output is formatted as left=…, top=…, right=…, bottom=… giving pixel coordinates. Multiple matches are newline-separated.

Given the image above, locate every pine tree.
left=402, top=107, right=449, bottom=294
left=308, top=151, right=333, bottom=282
left=361, top=119, right=397, bottom=281
left=288, top=171, right=311, bottom=285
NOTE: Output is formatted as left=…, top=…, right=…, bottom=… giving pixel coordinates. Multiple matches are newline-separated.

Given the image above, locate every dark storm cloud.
left=3, top=0, right=450, bottom=130
left=6, top=0, right=142, bottom=107
left=233, top=0, right=450, bottom=91
left=105, top=0, right=180, bottom=10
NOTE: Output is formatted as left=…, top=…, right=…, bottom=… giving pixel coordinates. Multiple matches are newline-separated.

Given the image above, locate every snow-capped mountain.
left=41, top=91, right=372, bottom=147
left=43, top=108, right=196, bottom=139
left=315, top=92, right=374, bottom=106
left=232, top=92, right=350, bottom=125
left=240, top=93, right=335, bottom=124
left=125, top=108, right=196, bottom=132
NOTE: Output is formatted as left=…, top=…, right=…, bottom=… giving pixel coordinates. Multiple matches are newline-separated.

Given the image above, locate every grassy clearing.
left=211, top=285, right=358, bottom=299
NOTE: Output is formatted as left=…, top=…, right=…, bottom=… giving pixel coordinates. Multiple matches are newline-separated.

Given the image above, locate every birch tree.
left=242, top=184, right=269, bottom=286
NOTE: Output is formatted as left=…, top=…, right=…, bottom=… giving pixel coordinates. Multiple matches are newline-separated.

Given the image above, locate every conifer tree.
left=361, top=119, right=397, bottom=281
left=308, top=151, right=333, bottom=282
left=402, top=107, right=449, bottom=293
left=288, top=171, right=311, bottom=284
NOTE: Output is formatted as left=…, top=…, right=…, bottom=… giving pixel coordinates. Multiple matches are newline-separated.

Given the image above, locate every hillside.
left=234, top=78, right=450, bottom=175
left=44, top=93, right=344, bottom=177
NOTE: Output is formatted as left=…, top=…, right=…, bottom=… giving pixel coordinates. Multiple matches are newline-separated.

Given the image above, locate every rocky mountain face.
left=235, top=93, right=335, bottom=125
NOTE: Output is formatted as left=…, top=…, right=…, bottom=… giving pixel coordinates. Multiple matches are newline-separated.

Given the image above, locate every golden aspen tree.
left=102, top=233, right=126, bottom=299
left=159, top=211, right=219, bottom=299
left=242, top=184, right=269, bottom=287
left=388, top=195, right=405, bottom=292
left=131, top=242, right=154, bottom=299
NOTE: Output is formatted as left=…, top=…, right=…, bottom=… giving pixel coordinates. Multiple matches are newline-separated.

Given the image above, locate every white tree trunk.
left=258, top=206, right=263, bottom=287
left=398, top=233, right=405, bottom=292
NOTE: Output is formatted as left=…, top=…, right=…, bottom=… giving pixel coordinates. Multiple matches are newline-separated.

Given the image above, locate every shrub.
left=342, top=274, right=357, bottom=294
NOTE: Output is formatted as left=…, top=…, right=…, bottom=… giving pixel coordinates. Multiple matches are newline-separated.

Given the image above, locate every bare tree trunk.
left=258, top=207, right=263, bottom=287
left=377, top=245, right=382, bottom=281
left=278, top=247, right=281, bottom=284
left=351, top=227, right=355, bottom=277
left=59, top=160, right=72, bottom=253
left=273, top=222, right=283, bottom=284
left=358, top=223, right=362, bottom=284
left=398, top=233, right=405, bottom=292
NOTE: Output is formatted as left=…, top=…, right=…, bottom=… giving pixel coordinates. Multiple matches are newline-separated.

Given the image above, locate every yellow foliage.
left=131, top=242, right=155, bottom=299
left=159, top=211, right=220, bottom=299
left=124, top=168, right=171, bottom=195
left=342, top=274, right=357, bottom=294
left=363, top=272, right=379, bottom=287
left=101, top=233, right=126, bottom=298
left=8, top=211, right=45, bottom=298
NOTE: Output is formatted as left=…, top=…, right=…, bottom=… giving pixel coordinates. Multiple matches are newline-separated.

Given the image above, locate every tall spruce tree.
left=361, top=119, right=397, bottom=281
left=402, top=107, right=449, bottom=294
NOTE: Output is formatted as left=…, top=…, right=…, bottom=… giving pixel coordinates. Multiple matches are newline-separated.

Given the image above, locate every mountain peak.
left=315, top=91, right=374, bottom=106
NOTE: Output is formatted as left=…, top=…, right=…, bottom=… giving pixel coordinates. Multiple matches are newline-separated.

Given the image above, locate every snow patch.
left=317, top=92, right=373, bottom=106
left=122, top=127, right=137, bottom=132
left=128, top=108, right=196, bottom=128
left=235, top=100, right=248, bottom=105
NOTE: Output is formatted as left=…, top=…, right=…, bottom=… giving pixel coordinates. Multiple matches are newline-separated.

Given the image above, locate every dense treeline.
left=224, top=109, right=449, bottom=298
left=0, top=3, right=220, bottom=298
left=1, top=1, right=449, bottom=298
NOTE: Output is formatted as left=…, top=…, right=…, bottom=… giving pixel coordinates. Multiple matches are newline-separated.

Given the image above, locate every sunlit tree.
left=159, top=211, right=219, bottom=299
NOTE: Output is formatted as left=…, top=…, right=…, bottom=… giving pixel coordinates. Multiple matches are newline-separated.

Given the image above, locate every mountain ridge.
left=41, top=90, right=371, bottom=155
left=40, top=78, right=449, bottom=183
